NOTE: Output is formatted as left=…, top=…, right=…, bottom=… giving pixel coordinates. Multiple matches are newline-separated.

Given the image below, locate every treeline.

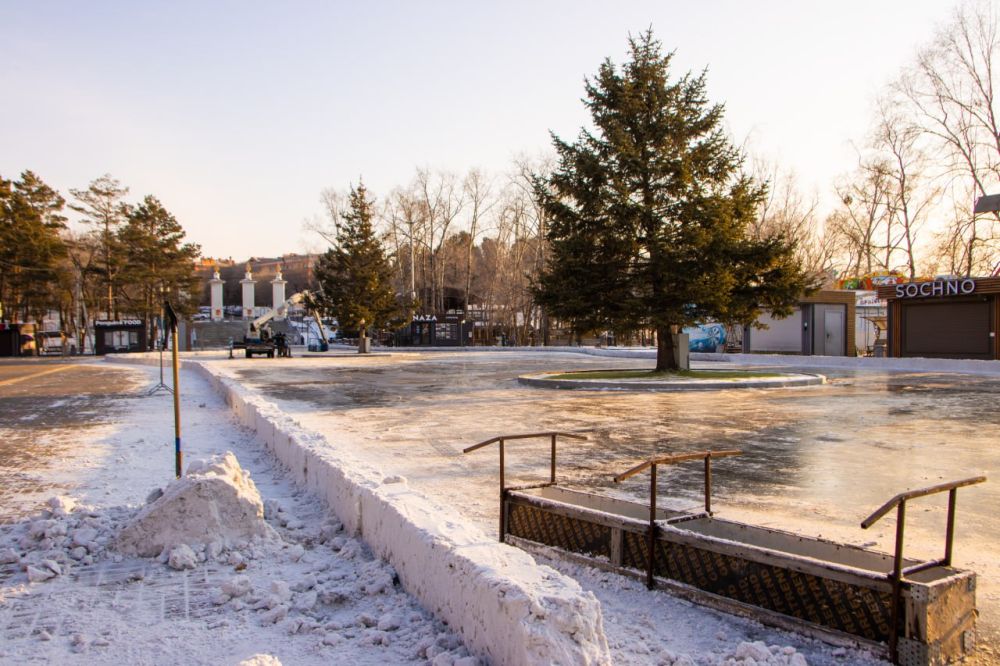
left=313, top=163, right=551, bottom=344
left=0, top=172, right=200, bottom=347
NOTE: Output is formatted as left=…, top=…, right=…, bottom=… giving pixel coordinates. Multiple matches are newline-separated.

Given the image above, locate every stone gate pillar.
left=209, top=268, right=225, bottom=321
left=272, top=265, right=288, bottom=320
left=240, top=263, right=256, bottom=320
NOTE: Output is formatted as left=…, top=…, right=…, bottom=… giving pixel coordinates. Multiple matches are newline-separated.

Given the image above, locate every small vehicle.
left=244, top=328, right=275, bottom=358
left=38, top=331, right=75, bottom=356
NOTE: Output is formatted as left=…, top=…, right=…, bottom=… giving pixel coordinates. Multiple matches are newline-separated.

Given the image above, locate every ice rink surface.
left=221, top=350, right=1000, bottom=657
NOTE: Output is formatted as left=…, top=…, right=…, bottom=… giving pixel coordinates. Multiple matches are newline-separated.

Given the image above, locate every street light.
left=973, top=193, right=1000, bottom=214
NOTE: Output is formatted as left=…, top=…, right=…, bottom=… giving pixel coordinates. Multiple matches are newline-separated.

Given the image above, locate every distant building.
left=743, top=290, right=857, bottom=357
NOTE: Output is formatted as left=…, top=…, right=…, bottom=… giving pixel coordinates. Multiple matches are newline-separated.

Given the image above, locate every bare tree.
left=751, top=159, right=837, bottom=280
left=462, top=169, right=495, bottom=313
left=830, top=156, right=894, bottom=277
left=415, top=169, right=465, bottom=312
left=384, top=187, right=425, bottom=305
left=511, top=154, right=554, bottom=343
left=69, top=175, right=129, bottom=318
left=873, top=98, right=940, bottom=278
left=895, top=1, right=1000, bottom=274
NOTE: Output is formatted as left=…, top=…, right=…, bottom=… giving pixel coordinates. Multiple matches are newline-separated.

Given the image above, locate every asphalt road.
left=0, top=358, right=143, bottom=522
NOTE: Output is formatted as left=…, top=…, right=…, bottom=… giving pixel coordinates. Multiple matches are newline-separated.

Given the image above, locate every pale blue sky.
left=1, top=1, right=956, bottom=258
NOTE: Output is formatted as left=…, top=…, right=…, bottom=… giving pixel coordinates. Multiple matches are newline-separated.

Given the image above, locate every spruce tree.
left=312, top=183, right=405, bottom=336
left=118, top=195, right=201, bottom=345
left=0, top=171, right=68, bottom=323
left=534, top=31, right=814, bottom=370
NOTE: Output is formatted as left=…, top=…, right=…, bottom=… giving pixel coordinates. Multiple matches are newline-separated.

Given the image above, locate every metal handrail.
left=614, top=449, right=742, bottom=482
left=464, top=431, right=589, bottom=541
left=464, top=431, right=588, bottom=453
left=614, top=449, right=741, bottom=589
left=861, top=476, right=986, bottom=529
left=860, top=475, right=986, bottom=664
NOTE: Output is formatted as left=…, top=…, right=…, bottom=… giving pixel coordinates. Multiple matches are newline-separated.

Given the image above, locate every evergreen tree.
left=534, top=31, right=815, bottom=369
left=312, top=183, right=406, bottom=335
left=0, top=171, right=68, bottom=322
left=118, top=195, right=201, bottom=345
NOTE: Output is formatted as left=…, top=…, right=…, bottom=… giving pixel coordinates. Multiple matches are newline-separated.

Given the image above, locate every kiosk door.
left=823, top=310, right=845, bottom=356
left=902, top=300, right=992, bottom=359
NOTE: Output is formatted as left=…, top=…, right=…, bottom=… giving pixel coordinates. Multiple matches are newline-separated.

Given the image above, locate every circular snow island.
left=517, top=367, right=825, bottom=391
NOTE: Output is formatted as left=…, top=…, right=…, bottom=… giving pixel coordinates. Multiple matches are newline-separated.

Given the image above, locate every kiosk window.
left=105, top=330, right=138, bottom=348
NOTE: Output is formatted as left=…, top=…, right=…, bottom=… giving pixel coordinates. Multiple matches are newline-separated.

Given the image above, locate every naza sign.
left=894, top=279, right=976, bottom=298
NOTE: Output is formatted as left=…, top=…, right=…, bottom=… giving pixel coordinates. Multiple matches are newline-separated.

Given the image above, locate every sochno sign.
left=894, top=279, right=976, bottom=298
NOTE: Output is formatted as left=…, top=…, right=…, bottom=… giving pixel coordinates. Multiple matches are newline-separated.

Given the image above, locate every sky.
left=0, top=1, right=960, bottom=260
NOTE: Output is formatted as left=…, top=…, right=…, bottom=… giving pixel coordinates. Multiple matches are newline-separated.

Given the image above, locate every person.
left=274, top=332, right=289, bottom=357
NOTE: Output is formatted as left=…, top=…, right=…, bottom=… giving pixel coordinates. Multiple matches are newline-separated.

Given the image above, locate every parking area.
left=0, top=359, right=144, bottom=522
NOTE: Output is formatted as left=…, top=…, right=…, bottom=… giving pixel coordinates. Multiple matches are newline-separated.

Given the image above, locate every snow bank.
left=115, top=451, right=272, bottom=557
left=119, top=357, right=611, bottom=665
left=0, top=496, right=129, bottom=582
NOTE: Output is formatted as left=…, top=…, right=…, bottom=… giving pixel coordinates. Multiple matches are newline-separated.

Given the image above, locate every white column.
left=271, top=266, right=288, bottom=321
left=240, top=263, right=256, bottom=320
left=209, top=269, right=225, bottom=321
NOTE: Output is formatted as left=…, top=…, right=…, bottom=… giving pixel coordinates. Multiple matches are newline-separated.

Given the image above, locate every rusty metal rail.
left=464, top=431, right=589, bottom=541
left=861, top=475, right=987, bottom=664
left=614, top=449, right=741, bottom=589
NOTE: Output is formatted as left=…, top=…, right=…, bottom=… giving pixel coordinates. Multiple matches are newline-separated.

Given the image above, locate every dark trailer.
left=94, top=319, right=147, bottom=355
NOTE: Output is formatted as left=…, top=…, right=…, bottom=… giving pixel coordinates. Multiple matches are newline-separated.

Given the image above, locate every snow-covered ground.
left=6, top=349, right=995, bottom=664
left=0, top=362, right=473, bottom=665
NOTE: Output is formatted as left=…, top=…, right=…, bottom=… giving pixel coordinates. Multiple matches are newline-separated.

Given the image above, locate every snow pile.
left=653, top=641, right=810, bottom=665
left=715, top=641, right=808, bottom=665
left=0, top=495, right=124, bottom=581
left=1, top=491, right=478, bottom=664
left=115, top=451, right=273, bottom=558
left=191, top=361, right=612, bottom=665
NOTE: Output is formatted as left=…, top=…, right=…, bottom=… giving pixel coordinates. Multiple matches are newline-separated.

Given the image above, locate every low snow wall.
left=109, top=356, right=610, bottom=666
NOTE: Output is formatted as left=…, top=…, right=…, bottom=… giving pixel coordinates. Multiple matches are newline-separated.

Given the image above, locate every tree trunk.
left=656, top=325, right=679, bottom=371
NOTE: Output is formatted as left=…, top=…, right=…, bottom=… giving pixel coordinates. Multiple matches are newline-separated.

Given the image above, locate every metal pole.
left=647, top=463, right=657, bottom=589
left=171, top=326, right=182, bottom=478
left=704, top=454, right=713, bottom=514
left=889, top=501, right=906, bottom=664
left=944, top=488, right=957, bottom=565
left=550, top=433, right=557, bottom=484
left=498, top=439, right=505, bottom=543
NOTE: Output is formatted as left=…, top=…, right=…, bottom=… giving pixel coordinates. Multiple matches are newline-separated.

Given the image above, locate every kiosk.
left=94, top=319, right=147, bottom=355
left=877, top=277, right=1000, bottom=359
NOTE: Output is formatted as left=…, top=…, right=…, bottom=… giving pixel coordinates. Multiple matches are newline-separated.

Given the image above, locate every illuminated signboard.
left=94, top=319, right=144, bottom=327
left=894, top=279, right=976, bottom=298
